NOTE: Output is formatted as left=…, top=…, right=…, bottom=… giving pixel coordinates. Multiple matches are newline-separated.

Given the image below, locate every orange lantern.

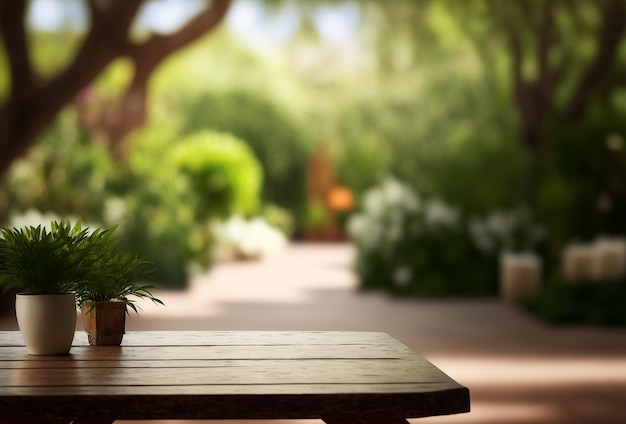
left=327, top=185, right=355, bottom=212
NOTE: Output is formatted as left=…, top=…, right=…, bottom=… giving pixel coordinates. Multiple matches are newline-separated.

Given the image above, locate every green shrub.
left=180, top=90, right=311, bottom=218
left=170, top=131, right=263, bottom=220
left=104, top=160, right=211, bottom=288
left=0, top=110, right=112, bottom=224
left=333, top=69, right=523, bottom=217
left=525, top=279, right=626, bottom=326
left=532, top=118, right=626, bottom=260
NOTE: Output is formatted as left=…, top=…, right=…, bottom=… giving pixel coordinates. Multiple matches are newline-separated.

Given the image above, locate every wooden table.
left=0, top=331, right=470, bottom=423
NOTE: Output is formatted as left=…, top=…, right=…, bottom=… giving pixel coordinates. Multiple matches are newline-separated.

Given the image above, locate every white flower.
left=364, top=178, right=420, bottom=218
left=393, top=265, right=412, bottom=287
left=239, top=218, right=286, bottom=257
left=347, top=214, right=382, bottom=252
left=469, top=217, right=494, bottom=253
left=216, top=215, right=287, bottom=260
left=382, top=179, right=405, bottom=204
left=219, top=215, right=248, bottom=243
left=424, top=199, right=459, bottom=228
left=382, top=178, right=421, bottom=212
left=468, top=206, right=545, bottom=255
left=363, top=188, right=385, bottom=218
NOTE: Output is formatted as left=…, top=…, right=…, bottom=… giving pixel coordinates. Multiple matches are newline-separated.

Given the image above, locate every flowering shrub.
left=468, top=206, right=545, bottom=255
left=215, top=215, right=287, bottom=261
left=348, top=178, right=495, bottom=296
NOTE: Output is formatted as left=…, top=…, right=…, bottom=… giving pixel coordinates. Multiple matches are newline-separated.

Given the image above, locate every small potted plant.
left=0, top=220, right=107, bottom=355
left=76, top=236, right=163, bottom=346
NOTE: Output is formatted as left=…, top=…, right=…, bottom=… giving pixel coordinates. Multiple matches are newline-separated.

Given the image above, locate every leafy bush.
left=348, top=178, right=496, bottom=296
left=525, top=279, right=626, bottom=326
left=170, top=130, right=263, bottom=220
left=468, top=206, right=545, bottom=255
left=0, top=110, right=214, bottom=288
left=0, top=110, right=112, bottom=224
left=104, top=158, right=211, bottom=287
left=532, top=118, right=626, bottom=259
left=180, top=90, right=311, bottom=219
left=333, top=66, right=524, bottom=217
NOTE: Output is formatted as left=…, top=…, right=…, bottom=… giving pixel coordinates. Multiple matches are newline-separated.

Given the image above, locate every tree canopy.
left=358, top=0, right=626, bottom=151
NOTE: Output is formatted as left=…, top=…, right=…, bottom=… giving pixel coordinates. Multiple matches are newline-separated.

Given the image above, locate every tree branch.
left=0, top=0, right=35, bottom=102
left=109, top=0, right=231, bottom=149
left=565, top=0, right=626, bottom=120
left=490, top=0, right=551, bottom=151
left=0, top=0, right=233, bottom=174
left=129, top=0, right=231, bottom=66
left=34, top=0, right=143, bottom=119
left=76, top=0, right=232, bottom=158
left=536, top=0, right=558, bottom=115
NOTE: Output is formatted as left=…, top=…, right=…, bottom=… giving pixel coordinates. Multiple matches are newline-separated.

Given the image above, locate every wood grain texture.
left=0, top=331, right=470, bottom=421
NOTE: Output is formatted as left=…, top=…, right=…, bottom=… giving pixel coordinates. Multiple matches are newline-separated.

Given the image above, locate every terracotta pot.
left=15, top=293, right=76, bottom=355
left=82, top=301, right=127, bottom=346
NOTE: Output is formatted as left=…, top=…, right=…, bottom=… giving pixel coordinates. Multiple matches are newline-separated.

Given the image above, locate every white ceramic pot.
left=15, top=293, right=77, bottom=355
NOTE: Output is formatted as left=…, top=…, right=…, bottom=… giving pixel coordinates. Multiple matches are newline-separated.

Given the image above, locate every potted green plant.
left=0, top=220, right=107, bottom=355
left=76, top=238, right=163, bottom=346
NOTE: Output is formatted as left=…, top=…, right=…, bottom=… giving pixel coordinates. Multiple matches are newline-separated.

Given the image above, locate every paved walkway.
left=2, top=242, right=626, bottom=423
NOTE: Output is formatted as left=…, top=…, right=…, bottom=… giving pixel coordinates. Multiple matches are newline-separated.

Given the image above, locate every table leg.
left=322, top=419, right=410, bottom=424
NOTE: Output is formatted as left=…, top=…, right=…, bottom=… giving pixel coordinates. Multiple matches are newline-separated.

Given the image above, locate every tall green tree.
left=369, top=0, right=626, bottom=151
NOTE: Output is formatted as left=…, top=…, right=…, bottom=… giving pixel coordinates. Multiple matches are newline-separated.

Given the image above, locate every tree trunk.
left=0, top=0, right=231, bottom=176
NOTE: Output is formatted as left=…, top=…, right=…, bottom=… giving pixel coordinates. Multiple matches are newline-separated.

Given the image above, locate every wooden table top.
left=0, top=331, right=470, bottom=422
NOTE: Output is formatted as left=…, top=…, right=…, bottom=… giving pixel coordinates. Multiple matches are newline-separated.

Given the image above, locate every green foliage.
left=332, top=55, right=522, bottom=216
left=532, top=117, right=626, bottom=258
left=105, top=161, right=211, bottom=287
left=170, top=130, right=263, bottom=219
left=0, top=110, right=113, bottom=224
left=525, top=279, right=626, bottom=326
left=348, top=178, right=496, bottom=296
left=0, top=111, right=216, bottom=288
left=4, top=0, right=622, bottom=302
left=0, top=217, right=162, bottom=312
left=105, top=116, right=215, bottom=286
left=0, top=220, right=111, bottom=295
left=180, top=90, right=311, bottom=216
left=303, top=198, right=330, bottom=231
left=260, top=203, right=295, bottom=238
left=75, top=249, right=162, bottom=314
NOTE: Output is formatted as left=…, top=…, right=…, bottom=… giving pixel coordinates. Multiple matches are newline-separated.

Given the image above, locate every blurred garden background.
left=2, top=1, right=626, bottom=423
left=2, top=1, right=626, bottom=324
